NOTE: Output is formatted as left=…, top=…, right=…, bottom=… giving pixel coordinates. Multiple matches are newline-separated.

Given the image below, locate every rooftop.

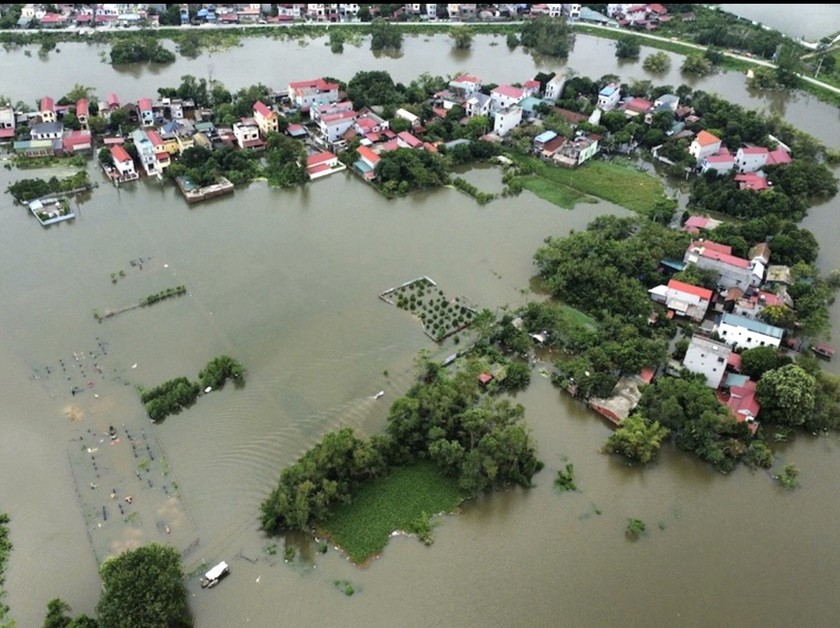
left=667, top=279, right=713, bottom=300
left=720, top=313, right=784, bottom=339
left=695, top=130, right=721, bottom=146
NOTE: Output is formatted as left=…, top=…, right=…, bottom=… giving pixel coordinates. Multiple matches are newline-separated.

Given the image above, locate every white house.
left=689, top=130, right=722, bottom=163
left=395, top=108, right=420, bottom=127
left=39, top=96, right=56, bottom=123
left=30, top=122, right=63, bottom=141
left=465, top=92, right=492, bottom=117
left=683, top=334, right=732, bottom=389
left=683, top=240, right=761, bottom=290
left=131, top=128, right=157, bottom=175
left=735, top=146, right=769, bottom=173
left=700, top=150, right=736, bottom=174
left=490, top=85, right=526, bottom=111
left=449, top=74, right=482, bottom=99
left=544, top=73, right=567, bottom=101
left=493, top=106, right=523, bottom=137
left=648, top=279, right=713, bottom=322
left=288, top=78, right=340, bottom=110
left=597, top=83, right=620, bottom=111
left=110, top=145, right=136, bottom=178
left=715, top=313, right=784, bottom=350
left=233, top=120, right=262, bottom=149
left=319, top=110, right=357, bottom=142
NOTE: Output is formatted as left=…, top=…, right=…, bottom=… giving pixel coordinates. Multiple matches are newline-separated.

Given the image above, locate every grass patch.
left=558, top=304, right=597, bottom=330
left=510, top=154, right=667, bottom=214
left=321, top=462, right=464, bottom=564
left=519, top=174, right=591, bottom=208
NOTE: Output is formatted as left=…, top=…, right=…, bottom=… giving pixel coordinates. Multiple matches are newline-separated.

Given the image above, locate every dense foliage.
left=370, top=20, right=403, bottom=52
left=346, top=70, right=402, bottom=109
left=261, top=361, right=540, bottom=535
left=449, top=26, right=474, bottom=50
left=615, top=35, right=641, bottom=60
left=110, top=37, right=175, bottom=65
left=198, top=355, right=244, bottom=390
left=96, top=544, right=191, bottom=628
left=519, top=17, right=571, bottom=58
left=140, top=377, right=200, bottom=422
left=643, top=51, right=671, bottom=73
left=264, top=133, right=308, bottom=188
left=43, top=598, right=97, bottom=628
left=7, top=171, right=90, bottom=203
left=375, top=148, right=449, bottom=196
left=604, top=414, right=669, bottom=464
left=167, top=146, right=261, bottom=187
left=756, top=364, right=816, bottom=428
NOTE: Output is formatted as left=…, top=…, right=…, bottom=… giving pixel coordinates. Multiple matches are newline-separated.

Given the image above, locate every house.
left=700, top=149, right=736, bottom=174
left=233, top=120, right=264, bottom=149
left=14, top=139, right=61, bottom=158
left=726, top=379, right=760, bottom=433
left=306, top=151, right=343, bottom=179
left=491, top=85, right=526, bottom=111
left=131, top=129, right=157, bottom=175
left=552, top=107, right=588, bottom=127
left=735, top=172, right=770, bottom=191
left=553, top=133, right=600, bottom=168
left=253, top=100, right=279, bottom=137
left=533, top=130, right=558, bottom=152
left=355, top=110, right=389, bottom=135
left=540, top=135, right=567, bottom=158
left=105, top=93, right=120, bottom=115
left=650, top=279, right=713, bottom=322
left=145, top=130, right=170, bottom=170
left=110, top=145, right=137, bottom=179
left=653, top=93, right=679, bottom=113
left=449, top=74, right=482, bottom=99
left=623, top=97, right=652, bottom=117
left=493, top=106, right=523, bottom=137
left=684, top=240, right=761, bottom=290
left=355, top=145, right=381, bottom=181
left=395, top=108, right=421, bottom=128
left=683, top=334, right=732, bottom=389
left=31, top=122, right=63, bottom=141
left=766, top=147, right=792, bottom=166
left=465, top=92, right=492, bottom=118
left=286, top=123, right=308, bottom=139
left=544, top=73, right=566, bottom=101
left=689, top=130, right=722, bottom=163
left=288, top=78, right=340, bottom=111
left=62, top=130, right=92, bottom=154
left=733, top=290, right=784, bottom=320
left=319, top=110, right=357, bottom=143
left=765, top=265, right=793, bottom=287
left=75, top=99, right=89, bottom=129
left=40, top=97, right=56, bottom=123
left=735, top=146, right=769, bottom=173
left=587, top=374, right=647, bottom=425
left=597, top=83, right=620, bottom=111
left=716, top=313, right=784, bottom=350
left=682, top=215, right=722, bottom=235
left=311, top=101, right=355, bottom=122
left=137, top=98, right=154, bottom=127
left=397, top=131, right=423, bottom=150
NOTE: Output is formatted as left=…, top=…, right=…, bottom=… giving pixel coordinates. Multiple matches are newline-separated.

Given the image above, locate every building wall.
left=683, top=340, right=730, bottom=388
left=717, top=322, right=782, bottom=350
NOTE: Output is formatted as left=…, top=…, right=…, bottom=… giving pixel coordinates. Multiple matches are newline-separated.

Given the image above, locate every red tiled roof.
left=253, top=100, right=274, bottom=118
left=684, top=216, right=709, bottom=229
left=492, top=85, right=525, bottom=100
left=423, top=142, right=438, bottom=153
left=379, top=139, right=400, bottom=152
left=307, top=162, right=332, bottom=175
left=356, top=117, right=377, bottom=131
left=735, top=173, right=769, bottom=191
left=452, top=74, right=481, bottom=84
left=523, top=79, right=540, bottom=89
left=694, top=130, right=720, bottom=146
left=76, top=98, right=89, bottom=117
left=41, top=96, right=54, bottom=112
left=667, top=279, right=713, bottom=301
left=289, top=78, right=339, bottom=92
left=0, top=128, right=15, bottom=139
left=107, top=93, right=120, bottom=108
left=110, top=145, right=131, bottom=163
left=478, top=372, right=494, bottom=384
left=625, top=97, right=652, bottom=112
left=155, top=151, right=170, bottom=161
left=639, top=367, right=655, bottom=384
left=727, top=380, right=760, bottom=421
left=306, top=151, right=337, bottom=166
left=322, top=111, right=356, bottom=123
left=138, top=98, right=152, bottom=111
left=397, top=131, right=422, bottom=148
left=146, top=130, right=163, bottom=146
left=739, top=146, right=768, bottom=155
left=648, top=3, right=667, bottom=14
left=690, top=240, right=732, bottom=254
left=542, top=136, right=567, bottom=153
left=727, top=352, right=742, bottom=370
left=766, top=148, right=792, bottom=166
left=357, top=145, right=380, bottom=164
left=705, top=153, right=735, bottom=163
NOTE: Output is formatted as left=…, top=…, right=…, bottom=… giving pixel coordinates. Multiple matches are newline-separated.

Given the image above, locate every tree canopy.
left=519, top=17, right=572, bottom=58
left=604, top=414, right=669, bottom=464
left=615, top=35, right=641, bottom=60
left=96, top=544, right=191, bottom=628
left=756, top=364, right=817, bottom=427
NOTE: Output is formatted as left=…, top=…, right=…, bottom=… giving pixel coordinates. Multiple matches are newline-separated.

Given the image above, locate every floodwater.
left=1, top=32, right=840, bottom=628
left=717, top=4, right=840, bottom=42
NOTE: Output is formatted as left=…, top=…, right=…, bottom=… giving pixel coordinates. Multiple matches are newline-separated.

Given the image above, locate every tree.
left=96, top=544, right=191, bottom=628
left=370, top=20, right=403, bottom=52
left=615, top=35, right=641, bottom=60
left=519, top=17, right=572, bottom=58
left=643, top=51, right=671, bottom=73
left=43, top=598, right=98, bottom=628
left=506, top=33, right=519, bottom=49
left=775, top=43, right=802, bottom=88
left=682, top=53, right=714, bottom=77
left=740, top=346, right=789, bottom=380
left=449, top=26, right=474, bottom=50
left=756, top=364, right=817, bottom=427
left=347, top=71, right=401, bottom=109
left=604, top=414, right=669, bottom=464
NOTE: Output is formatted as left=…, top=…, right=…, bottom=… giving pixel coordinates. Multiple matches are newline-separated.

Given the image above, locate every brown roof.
left=552, top=107, right=587, bottom=125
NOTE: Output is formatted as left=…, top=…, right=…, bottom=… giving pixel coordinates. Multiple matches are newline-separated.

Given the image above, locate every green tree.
left=604, top=414, right=669, bottom=464
left=519, top=17, right=572, bottom=58
left=506, top=33, right=520, bottom=49
left=643, top=51, right=671, bottom=73
left=775, top=43, right=803, bottom=88
left=615, top=35, right=641, bottom=60
left=740, top=346, right=788, bottom=380
left=449, top=26, right=474, bottom=50
left=756, top=364, right=817, bottom=427
left=96, top=544, right=191, bottom=628
left=370, top=20, right=403, bottom=52
left=681, top=53, right=714, bottom=77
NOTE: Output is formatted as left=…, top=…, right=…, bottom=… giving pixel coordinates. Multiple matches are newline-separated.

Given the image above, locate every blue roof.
left=354, top=160, right=373, bottom=173
left=534, top=130, right=558, bottom=143
left=519, top=96, right=543, bottom=112
left=599, top=84, right=618, bottom=97
left=720, top=313, right=784, bottom=339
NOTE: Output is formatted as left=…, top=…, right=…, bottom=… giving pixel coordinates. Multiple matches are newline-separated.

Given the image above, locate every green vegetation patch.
left=518, top=174, right=590, bottom=209
left=510, top=154, right=666, bottom=213
left=322, top=462, right=464, bottom=564
left=381, top=277, right=477, bottom=342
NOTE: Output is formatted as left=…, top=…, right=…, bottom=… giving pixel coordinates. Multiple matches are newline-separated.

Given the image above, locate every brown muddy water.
left=1, top=32, right=840, bottom=628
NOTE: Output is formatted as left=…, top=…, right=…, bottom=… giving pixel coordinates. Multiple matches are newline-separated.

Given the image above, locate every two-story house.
left=110, top=145, right=137, bottom=179
left=137, top=98, right=155, bottom=127
left=544, top=73, right=567, bottom=102
left=40, top=96, right=56, bottom=123
left=253, top=100, right=279, bottom=137
left=683, top=334, right=732, bottom=389
left=131, top=128, right=157, bottom=175
left=715, top=313, right=784, bottom=350
left=76, top=98, right=89, bottom=130
left=689, top=130, right=722, bottom=163
left=288, top=78, right=340, bottom=111
left=233, top=120, right=263, bottom=149
left=490, top=85, right=526, bottom=111
left=683, top=240, right=762, bottom=290
left=597, top=83, right=621, bottom=111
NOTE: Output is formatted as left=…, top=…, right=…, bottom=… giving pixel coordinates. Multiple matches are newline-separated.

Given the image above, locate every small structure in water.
left=811, top=343, right=835, bottom=360
left=201, top=561, right=230, bottom=589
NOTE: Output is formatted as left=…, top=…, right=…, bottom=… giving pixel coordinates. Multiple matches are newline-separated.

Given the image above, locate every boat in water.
left=200, top=561, right=230, bottom=588
left=374, top=390, right=385, bottom=400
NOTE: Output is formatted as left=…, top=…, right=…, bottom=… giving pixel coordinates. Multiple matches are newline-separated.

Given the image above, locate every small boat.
left=374, top=390, right=385, bottom=400
left=200, top=561, right=230, bottom=589
left=811, top=343, right=835, bottom=360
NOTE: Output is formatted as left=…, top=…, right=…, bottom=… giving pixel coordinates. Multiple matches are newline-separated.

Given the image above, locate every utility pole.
left=814, top=56, right=824, bottom=79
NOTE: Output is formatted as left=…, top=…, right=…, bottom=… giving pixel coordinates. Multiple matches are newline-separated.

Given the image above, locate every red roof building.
left=727, top=379, right=760, bottom=432
left=357, top=145, right=381, bottom=166
left=695, top=130, right=720, bottom=146
left=110, top=145, right=131, bottom=163
left=667, top=279, right=712, bottom=301
left=106, top=93, right=120, bottom=109
left=40, top=96, right=55, bottom=112
left=75, top=98, right=89, bottom=118
left=138, top=98, right=153, bottom=112
left=306, top=151, right=338, bottom=167
left=397, top=131, right=423, bottom=149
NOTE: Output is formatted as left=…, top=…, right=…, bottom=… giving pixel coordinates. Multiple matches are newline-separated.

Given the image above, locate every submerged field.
left=321, top=462, right=465, bottom=564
